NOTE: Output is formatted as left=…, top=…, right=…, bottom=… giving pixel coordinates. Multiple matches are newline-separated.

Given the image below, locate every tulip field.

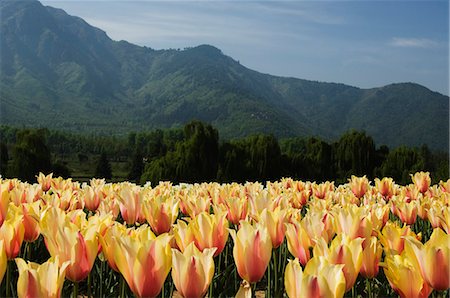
left=0, top=172, right=449, bottom=298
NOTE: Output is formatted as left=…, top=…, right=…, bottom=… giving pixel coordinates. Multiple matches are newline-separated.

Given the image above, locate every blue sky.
left=41, top=0, right=449, bottom=95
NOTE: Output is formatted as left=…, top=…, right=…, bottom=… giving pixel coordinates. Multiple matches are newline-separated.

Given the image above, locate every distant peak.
left=188, top=44, right=223, bottom=55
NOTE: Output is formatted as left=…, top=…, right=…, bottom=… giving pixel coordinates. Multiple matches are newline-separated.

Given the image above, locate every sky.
left=40, top=0, right=449, bottom=95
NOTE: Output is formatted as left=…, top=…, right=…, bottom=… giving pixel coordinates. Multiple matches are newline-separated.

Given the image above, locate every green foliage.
left=95, top=152, right=112, bottom=180
left=127, top=149, right=144, bottom=183
left=10, top=129, right=52, bottom=182
left=380, top=146, right=425, bottom=185
left=0, top=142, right=8, bottom=176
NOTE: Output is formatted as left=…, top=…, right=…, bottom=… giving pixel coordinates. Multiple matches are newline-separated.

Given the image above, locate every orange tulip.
left=285, top=221, right=311, bottom=266
left=334, top=205, right=373, bottom=241
left=405, top=228, right=450, bottom=291
left=0, top=204, right=25, bottom=259
left=349, top=175, right=369, bottom=199
left=15, top=256, right=68, bottom=298
left=114, top=231, right=172, bottom=298
left=229, top=221, right=272, bottom=283
left=382, top=251, right=432, bottom=298
left=440, top=179, right=450, bottom=193
left=191, top=210, right=229, bottom=256
left=171, top=243, right=216, bottom=298
left=82, top=184, right=105, bottom=212
left=311, top=181, right=334, bottom=200
left=98, top=222, right=126, bottom=272
left=411, top=172, right=431, bottom=194
left=40, top=207, right=98, bottom=282
left=142, top=195, right=179, bottom=235
left=285, top=257, right=346, bottom=298
left=393, top=199, right=418, bottom=225
left=173, top=220, right=195, bottom=252
left=360, top=236, right=382, bottom=278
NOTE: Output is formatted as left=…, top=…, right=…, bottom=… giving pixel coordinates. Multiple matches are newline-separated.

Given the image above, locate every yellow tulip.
left=117, top=184, right=145, bottom=225
left=37, top=172, right=53, bottom=192
left=258, top=207, right=287, bottom=248
left=360, top=236, right=382, bottom=278
left=224, top=196, right=248, bottom=225
left=314, top=234, right=363, bottom=292
left=439, top=179, right=450, bottom=193
left=333, top=205, right=373, bottom=241
left=348, top=175, right=369, bottom=199
left=171, top=243, right=216, bottom=298
left=285, top=257, right=346, bottom=298
left=379, top=221, right=419, bottom=254
left=411, top=171, right=431, bottom=194
left=191, top=210, right=229, bottom=256
left=0, top=204, right=25, bottom=259
left=382, top=251, right=432, bottom=298
left=99, top=222, right=126, bottom=272
left=405, top=228, right=450, bottom=291
left=285, top=221, right=311, bottom=266
left=173, top=220, right=195, bottom=252
left=114, top=231, right=172, bottom=298
left=235, top=280, right=252, bottom=298
left=40, top=207, right=98, bottom=282
left=21, top=201, right=41, bottom=242
left=311, top=181, right=334, bottom=199
left=0, top=182, right=10, bottom=226
left=15, top=256, right=69, bottom=298
left=0, top=240, right=6, bottom=283
left=142, top=194, right=179, bottom=235
left=393, top=199, right=418, bottom=225
left=229, top=221, right=272, bottom=283
left=374, top=177, right=395, bottom=200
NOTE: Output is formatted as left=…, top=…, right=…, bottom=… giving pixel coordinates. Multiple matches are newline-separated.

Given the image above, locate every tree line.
left=0, top=121, right=448, bottom=185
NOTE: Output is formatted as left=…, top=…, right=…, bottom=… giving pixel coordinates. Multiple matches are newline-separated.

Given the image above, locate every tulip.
left=117, top=184, right=145, bottom=225
left=311, top=181, right=334, bottom=200
left=258, top=207, right=287, bottom=248
left=15, top=257, right=69, bottom=298
left=99, top=222, right=126, bottom=272
left=302, top=211, right=334, bottom=244
left=349, top=175, right=369, bottom=199
left=382, top=251, right=432, bottom=298
left=142, top=195, right=179, bottom=235
left=191, top=210, right=229, bottom=256
left=438, top=206, right=450, bottom=234
left=379, top=221, right=419, bottom=254
left=37, top=172, right=53, bottom=192
left=374, top=177, right=395, bottom=200
left=285, top=257, right=346, bottom=298
left=173, top=220, right=195, bottom=252
left=285, top=221, right=311, bottom=266
left=179, top=190, right=210, bottom=218
left=393, top=199, right=418, bottom=225
left=224, top=196, right=248, bottom=225
left=405, top=228, right=450, bottom=291
left=0, top=204, right=25, bottom=259
left=411, top=172, right=431, bottom=194
left=229, top=221, right=272, bottom=283
left=40, top=207, right=98, bottom=282
left=333, top=205, right=373, bottom=242
left=0, top=240, right=6, bottom=283
left=440, top=179, right=450, bottom=193
left=314, top=234, right=363, bottom=292
left=114, top=231, right=172, bottom=298
left=82, top=185, right=105, bottom=212
left=235, top=280, right=252, bottom=298
left=360, top=236, right=382, bottom=278
left=0, top=182, right=10, bottom=226
left=171, top=243, right=216, bottom=298
left=21, top=201, right=41, bottom=242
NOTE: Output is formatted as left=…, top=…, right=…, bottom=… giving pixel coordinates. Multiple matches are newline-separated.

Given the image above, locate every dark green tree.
left=380, top=146, right=425, bottom=185
left=11, top=129, right=52, bottom=182
left=95, top=152, right=112, bottom=180
left=128, top=149, right=144, bottom=183
left=0, top=142, right=8, bottom=176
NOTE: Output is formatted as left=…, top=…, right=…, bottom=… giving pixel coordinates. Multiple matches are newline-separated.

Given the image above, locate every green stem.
left=120, top=275, right=126, bottom=298
left=267, top=258, right=271, bottom=297
left=87, top=271, right=92, bottom=298
left=162, top=281, right=165, bottom=298
left=5, top=260, right=10, bottom=298
left=72, top=281, right=78, bottom=298
left=99, top=261, right=104, bottom=298
left=273, top=249, right=278, bottom=296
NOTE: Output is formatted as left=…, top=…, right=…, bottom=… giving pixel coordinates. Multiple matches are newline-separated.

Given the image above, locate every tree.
left=95, top=152, right=112, bottom=180
left=11, top=129, right=52, bottom=182
left=0, top=142, right=8, bottom=177
left=128, top=149, right=144, bottom=183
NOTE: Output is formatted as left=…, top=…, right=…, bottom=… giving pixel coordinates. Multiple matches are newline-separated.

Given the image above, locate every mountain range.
left=0, top=0, right=448, bottom=150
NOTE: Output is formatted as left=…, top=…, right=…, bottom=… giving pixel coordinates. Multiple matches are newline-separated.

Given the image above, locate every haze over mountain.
left=1, top=0, right=448, bottom=150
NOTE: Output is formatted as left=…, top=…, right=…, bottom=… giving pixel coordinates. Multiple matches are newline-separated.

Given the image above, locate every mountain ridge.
left=0, top=0, right=448, bottom=150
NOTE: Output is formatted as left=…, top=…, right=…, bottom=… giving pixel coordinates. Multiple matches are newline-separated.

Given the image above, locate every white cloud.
left=389, top=37, right=438, bottom=48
